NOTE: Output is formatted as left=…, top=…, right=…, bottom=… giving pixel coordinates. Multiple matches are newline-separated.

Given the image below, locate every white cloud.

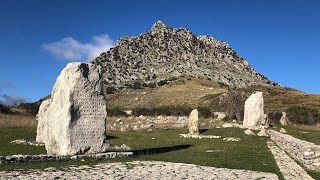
left=0, top=94, right=29, bottom=106
left=42, top=34, right=114, bottom=61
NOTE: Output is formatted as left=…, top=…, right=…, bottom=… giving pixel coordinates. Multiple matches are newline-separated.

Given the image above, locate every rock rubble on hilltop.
left=92, top=21, right=277, bottom=88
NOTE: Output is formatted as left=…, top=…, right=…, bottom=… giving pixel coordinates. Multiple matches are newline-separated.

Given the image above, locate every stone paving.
left=0, top=161, right=278, bottom=180
left=267, top=141, right=314, bottom=180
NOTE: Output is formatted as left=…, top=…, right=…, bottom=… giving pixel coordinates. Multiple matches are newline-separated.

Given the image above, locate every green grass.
left=0, top=127, right=284, bottom=179
left=284, top=126, right=320, bottom=145
left=0, top=128, right=46, bottom=156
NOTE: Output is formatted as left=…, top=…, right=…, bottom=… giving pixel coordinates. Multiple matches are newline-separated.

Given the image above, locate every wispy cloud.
left=0, top=94, right=30, bottom=106
left=0, top=82, right=15, bottom=91
left=42, top=34, right=114, bottom=61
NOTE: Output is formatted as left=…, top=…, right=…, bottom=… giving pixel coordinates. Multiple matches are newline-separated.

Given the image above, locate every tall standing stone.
left=280, top=112, right=290, bottom=126
left=36, top=99, right=50, bottom=143
left=188, top=109, right=199, bottom=135
left=36, top=62, right=108, bottom=156
left=243, top=92, right=264, bottom=127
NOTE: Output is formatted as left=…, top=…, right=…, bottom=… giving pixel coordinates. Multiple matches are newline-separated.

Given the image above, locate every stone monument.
left=36, top=62, right=108, bottom=156
left=243, top=92, right=264, bottom=127
left=188, top=109, right=199, bottom=135
left=280, top=111, right=290, bottom=126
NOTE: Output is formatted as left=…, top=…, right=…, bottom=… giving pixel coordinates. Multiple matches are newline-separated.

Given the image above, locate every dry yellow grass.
left=0, top=114, right=37, bottom=128
left=107, top=77, right=227, bottom=109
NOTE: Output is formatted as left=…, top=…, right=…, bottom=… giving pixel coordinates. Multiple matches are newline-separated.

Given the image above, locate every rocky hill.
left=91, top=21, right=277, bottom=88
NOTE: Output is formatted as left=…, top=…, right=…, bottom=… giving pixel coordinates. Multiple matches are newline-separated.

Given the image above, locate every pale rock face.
left=36, top=62, right=107, bottom=156
left=261, top=114, right=270, bottom=128
left=280, top=112, right=290, bottom=126
left=280, top=128, right=287, bottom=133
left=243, top=92, right=264, bottom=127
left=36, top=99, right=50, bottom=143
left=188, top=109, right=199, bottom=135
left=215, top=112, right=227, bottom=121
left=244, top=129, right=256, bottom=136
left=257, top=127, right=268, bottom=137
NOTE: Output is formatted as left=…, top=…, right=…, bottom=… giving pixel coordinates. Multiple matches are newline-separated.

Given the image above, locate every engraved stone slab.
left=36, top=62, right=107, bottom=156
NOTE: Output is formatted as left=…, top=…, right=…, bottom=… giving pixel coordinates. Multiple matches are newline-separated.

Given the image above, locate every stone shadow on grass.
left=105, top=135, right=119, bottom=140
left=133, top=144, right=192, bottom=156
left=199, top=129, right=208, bottom=134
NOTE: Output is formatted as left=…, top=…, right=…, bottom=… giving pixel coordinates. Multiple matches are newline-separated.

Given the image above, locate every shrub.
left=286, top=106, right=320, bottom=125
left=268, top=111, right=283, bottom=125
left=131, top=106, right=211, bottom=117
left=132, top=107, right=153, bottom=116
left=105, top=87, right=116, bottom=94
left=147, top=83, right=157, bottom=88
left=219, top=91, right=245, bottom=119
left=157, top=80, right=168, bottom=86
left=198, top=107, right=212, bottom=118
left=0, top=104, right=11, bottom=114
left=107, top=107, right=128, bottom=116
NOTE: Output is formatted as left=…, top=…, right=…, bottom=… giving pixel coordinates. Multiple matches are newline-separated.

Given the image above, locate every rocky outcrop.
left=91, top=21, right=277, bottom=88
left=188, top=109, right=199, bottom=135
left=243, top=92, right=264, bottom=127
left=36, top=62, right=108, bottom=156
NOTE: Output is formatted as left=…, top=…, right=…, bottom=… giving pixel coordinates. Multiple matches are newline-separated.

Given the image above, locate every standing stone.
left=261, top=114, right=270, bottom=128
left=243, top=92, right=264, bottom=127
left=188, top=109, right=199, bottom=135
left=280, top=112, right=290, bottom=126
left=36, top=62, right=108, bottom=156
left=36, top=99, right=50, bottom=143
left=257, top=127, right=268, bottom=137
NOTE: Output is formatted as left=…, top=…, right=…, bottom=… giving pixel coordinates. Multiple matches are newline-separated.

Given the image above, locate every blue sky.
left=0, top=0, right=319, bottom=105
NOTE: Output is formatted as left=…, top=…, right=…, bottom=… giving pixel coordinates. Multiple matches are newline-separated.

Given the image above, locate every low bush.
left=105, top=87, right=116, bottom=94
left=131, top=106, right=212, bottom=117
left=268, top=111, right=283, bottom=125
left=0, top=104, right=11, bottom=114
left=107, top=107, right=128, bottom=117
left=286, top=106, right=320, bottom=125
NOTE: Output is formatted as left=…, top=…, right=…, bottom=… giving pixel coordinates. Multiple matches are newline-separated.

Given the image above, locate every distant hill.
left=7, top=21, right=319, bottom=125
left=91, top=21, right=277, bottom=89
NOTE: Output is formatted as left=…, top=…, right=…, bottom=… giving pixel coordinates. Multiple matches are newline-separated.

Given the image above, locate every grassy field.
left=0, top=127, right=284, bottom=179
left=282, top=125, right=320, bottom=145
left=4, top=126, right=320, bottom=179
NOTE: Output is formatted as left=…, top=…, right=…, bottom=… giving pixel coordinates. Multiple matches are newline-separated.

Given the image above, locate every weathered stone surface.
left=217, top=112, right=227, bottom=121
left=179, top=134, right=221, bottom=139
left=223, top=137, right=241, bottom=142
left=36, top=99, right=50, bottom=143
left=0, top=161, right=278, bottom=179
left=269, top=129, right=320, bottom=172
left=280, top=128, right=287, bottom=133
left=243, top=92, right=264, bottom=127
left=280, top=112, right=290, bottom=126
left=267, top=141, right=314, bottom=180
left=92, top=21, right=277, bottom=89
left=188, top=109, right=199, bottom=135
left=261, top=114, right=270, bottom=128
left=257, top=127, right=268, bottom=137
left=36, top=62, right=108, bottom=156
left=244, top=129, right=256, bottom=136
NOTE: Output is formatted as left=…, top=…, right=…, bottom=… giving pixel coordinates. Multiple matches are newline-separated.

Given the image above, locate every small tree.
left=219, top=90, right=245, bottom=120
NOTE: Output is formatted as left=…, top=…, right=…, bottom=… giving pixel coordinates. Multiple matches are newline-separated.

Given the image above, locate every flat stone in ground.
left=267, top=141, right=314, bottom=180
left=0, top=161, right=278, bottom=179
